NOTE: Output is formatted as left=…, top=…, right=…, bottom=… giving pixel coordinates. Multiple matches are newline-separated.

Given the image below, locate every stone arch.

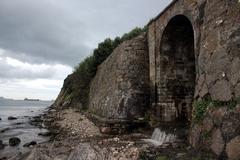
left=158, top=15, right=196, bottom=123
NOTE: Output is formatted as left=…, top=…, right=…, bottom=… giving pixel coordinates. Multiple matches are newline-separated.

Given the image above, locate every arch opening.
left=159, top=15, right=195, bottom=124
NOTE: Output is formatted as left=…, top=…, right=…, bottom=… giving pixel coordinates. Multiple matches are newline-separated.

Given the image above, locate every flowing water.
left=0, top=98, right=53, bottom=158
left=143, top=128, right=177, bottom=146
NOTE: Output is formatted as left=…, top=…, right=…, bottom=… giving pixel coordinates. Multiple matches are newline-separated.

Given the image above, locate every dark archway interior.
left=159, top=15, right=195, bottom=124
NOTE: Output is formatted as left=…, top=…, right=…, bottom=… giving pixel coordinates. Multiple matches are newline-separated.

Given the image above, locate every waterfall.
left=142, top=128, right=176, bottom=146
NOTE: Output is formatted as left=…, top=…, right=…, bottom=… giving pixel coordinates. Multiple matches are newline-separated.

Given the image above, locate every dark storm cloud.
left=0, top=0, right=171, bottom=66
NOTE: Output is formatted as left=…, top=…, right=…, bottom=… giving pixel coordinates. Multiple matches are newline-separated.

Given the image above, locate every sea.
left=0, top=98, right=53, bottom=158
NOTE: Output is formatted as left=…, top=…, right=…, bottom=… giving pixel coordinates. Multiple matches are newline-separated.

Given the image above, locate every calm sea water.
left=0, top=99, right=53, bottom=158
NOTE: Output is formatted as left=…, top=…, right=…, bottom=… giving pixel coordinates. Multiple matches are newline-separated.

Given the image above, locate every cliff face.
left=88, top=33, right=150, bottom=121
left=53, top=73, right=82, bottom=109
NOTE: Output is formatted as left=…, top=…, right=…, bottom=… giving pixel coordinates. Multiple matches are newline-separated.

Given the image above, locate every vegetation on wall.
left=192, top=98, right=211, bottom=123
left=193, top=96, right=240, bottom=123
left=61, top=27, right=146, bottom=108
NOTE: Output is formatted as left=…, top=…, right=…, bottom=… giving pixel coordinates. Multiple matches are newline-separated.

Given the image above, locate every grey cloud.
left=0, top=0, right=171, bottom=67
left=0, top=60, right=53, bottom=79
left=0, top=0, right=172, bottom=99
left=0, top=56, right=72, bottom=80
left=0, top=0, right=91, bottom=66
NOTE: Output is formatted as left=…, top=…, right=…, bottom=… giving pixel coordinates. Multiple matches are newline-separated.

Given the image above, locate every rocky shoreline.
left=10, top=106, right=217, bottom=160
left=20, top=107, right=148, bottom=160
left=0, top=106, right=50, bottom=160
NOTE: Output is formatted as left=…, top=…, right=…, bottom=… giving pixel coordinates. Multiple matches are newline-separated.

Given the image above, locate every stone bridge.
left=88, top=0, right=240, bottom=126
left=148, top=0, right=240, bottom=123
left=86, top=0, right=240, bottom=157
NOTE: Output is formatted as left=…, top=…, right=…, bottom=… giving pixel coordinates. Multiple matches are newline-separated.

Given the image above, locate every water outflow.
left=143, top=128, right=176, bottom=146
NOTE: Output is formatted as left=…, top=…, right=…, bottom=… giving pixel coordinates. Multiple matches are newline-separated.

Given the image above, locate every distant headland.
left=24, top=98, right=40, bottom=101
left=0, top=96, right=54, bottom=102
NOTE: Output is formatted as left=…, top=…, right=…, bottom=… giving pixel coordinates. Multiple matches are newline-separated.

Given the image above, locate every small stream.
left=143, top=128, right=177, bottom=146
left=143, top=123, right=188, bottom=147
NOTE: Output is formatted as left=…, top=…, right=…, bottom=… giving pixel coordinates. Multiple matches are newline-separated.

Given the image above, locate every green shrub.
left=121, top=27, right=146, bottom=41
left=193, top=98, right=211, bottom=123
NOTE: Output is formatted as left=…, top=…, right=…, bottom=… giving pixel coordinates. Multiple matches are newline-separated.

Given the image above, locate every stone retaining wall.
left=189, top=105, right=240, bottom=159
left=88, top=33, right=150, bottom=123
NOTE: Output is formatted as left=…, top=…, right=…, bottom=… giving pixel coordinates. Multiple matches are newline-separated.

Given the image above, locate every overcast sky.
left=0, top=0, right=171, bottom=100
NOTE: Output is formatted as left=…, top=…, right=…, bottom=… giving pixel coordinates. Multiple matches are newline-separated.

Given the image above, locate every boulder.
left=9, top=137, right=21, bottom=146
left=210, top=129, right=225, bottom=156
left=202, top=117, right=214, bottom=132
left=230, top=58, right=240, bottom=86
left=234, top=83, right=240, bottom=98
left=0, top=140, right=4, bottom=150
left=8, top=116, right=17, bottom=120
left=210, top=107, right=227, bottom=126
left=221, top=112, right=240, bottom=141
left=209, top=80, right=232, bottom=101
left=23, top=141, right=37, bottom=147
left=189, top=125, right=202, bottom=148
left=226, top=136, right=240, bottom=160
left=31, top=116, right=43, bottom=123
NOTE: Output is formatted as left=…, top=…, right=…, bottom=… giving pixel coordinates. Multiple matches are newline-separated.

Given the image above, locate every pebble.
left=113, top=151, right=118, bottom=156
left=113, top=137, right=120, bottom=142
left=8, top=116, right=17, bottom=120
left=9, top=137, right=21, bottom=146
left=100, top=127, right=111, bottom=134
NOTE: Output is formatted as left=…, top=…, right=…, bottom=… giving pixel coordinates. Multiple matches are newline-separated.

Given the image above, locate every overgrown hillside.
left=54, top=27, right=146, bottom=109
